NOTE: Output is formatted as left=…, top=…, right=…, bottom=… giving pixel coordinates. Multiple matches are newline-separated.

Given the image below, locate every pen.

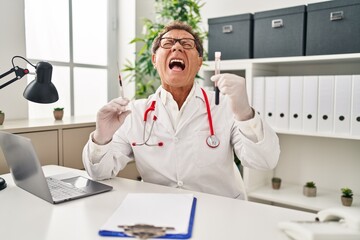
left=214, top=51, right=221, bottom=105
left=117, top=63, right=125, bottom=98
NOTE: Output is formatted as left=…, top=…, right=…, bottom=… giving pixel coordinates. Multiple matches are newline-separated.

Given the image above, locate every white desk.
left=0, top=165, right=315, bottom=240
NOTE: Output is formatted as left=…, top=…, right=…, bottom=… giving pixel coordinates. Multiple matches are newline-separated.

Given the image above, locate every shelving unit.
left=249, top=182, right=360, bottom=212
left=200, top=53, right=360, bottom=212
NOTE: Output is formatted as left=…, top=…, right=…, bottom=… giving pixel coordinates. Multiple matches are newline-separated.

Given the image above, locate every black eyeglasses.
left=160, top=37, right=196, bottom=50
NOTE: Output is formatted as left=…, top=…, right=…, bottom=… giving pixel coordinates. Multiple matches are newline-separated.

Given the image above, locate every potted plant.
left=0, top=110, right=4, bottom=125
left=303, top=181, right=317, bottom=197
left=122, top=0, right=207, bottom=99
left=271, top=177, right=282, bottom=190
left=53, top=107, right=64, bottom=120
left=341, top=187, right=353, bottom=207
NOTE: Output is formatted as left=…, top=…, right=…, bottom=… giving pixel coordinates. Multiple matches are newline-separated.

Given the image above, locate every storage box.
left=208, top=13, right=253, bottom=60
left=253, top=5, right=306, bottom=58
left=306, top=0, right=360, bottom=56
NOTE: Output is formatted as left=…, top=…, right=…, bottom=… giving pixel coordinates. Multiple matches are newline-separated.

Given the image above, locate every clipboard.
left=99, top=193, right=197, bottom=239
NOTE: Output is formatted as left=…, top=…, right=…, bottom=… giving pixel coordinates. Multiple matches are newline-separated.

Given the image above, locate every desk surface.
left=0, top=165, right=315, bottom=240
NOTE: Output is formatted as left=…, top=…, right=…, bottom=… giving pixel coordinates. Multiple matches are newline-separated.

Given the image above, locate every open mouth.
left=169, top=58, right=185, bottom=71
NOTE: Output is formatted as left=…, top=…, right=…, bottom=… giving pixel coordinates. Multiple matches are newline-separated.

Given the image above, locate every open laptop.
left=0, top=131, right=113, bottom=204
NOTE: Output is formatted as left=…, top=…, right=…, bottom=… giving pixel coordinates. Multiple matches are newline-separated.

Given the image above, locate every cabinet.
left=0, top=116, right=141, bottom=181
left=62, top=126, right=96, bottom=169
left=0, top=117, right=96, bottom=174
left=200, top=53, right=360, bottom=212
left=20, top=131, right=59, bottom=166
left=0, top=130, right=58, bottom=174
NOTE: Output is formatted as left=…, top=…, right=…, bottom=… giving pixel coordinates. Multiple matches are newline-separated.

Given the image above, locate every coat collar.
left=147, top=82, right=206, bottom=107
left=146, top=83, right=207, bottom=135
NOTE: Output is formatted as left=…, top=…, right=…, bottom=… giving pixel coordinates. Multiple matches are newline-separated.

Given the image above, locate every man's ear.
left=152, top=54, right=156, bottom=67
left=198, top=57, right=203, bottom=69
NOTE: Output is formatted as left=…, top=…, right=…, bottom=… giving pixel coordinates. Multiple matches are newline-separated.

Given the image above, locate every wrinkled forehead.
left=162, top=29, right=194, bottom=39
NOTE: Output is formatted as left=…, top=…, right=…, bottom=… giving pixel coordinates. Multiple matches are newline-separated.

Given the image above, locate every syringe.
left=117, top=62, right=125, bottom=98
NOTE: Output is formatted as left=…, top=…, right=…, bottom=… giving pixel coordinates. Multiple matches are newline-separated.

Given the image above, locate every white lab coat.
left=83, top=84, right=280, bottom=199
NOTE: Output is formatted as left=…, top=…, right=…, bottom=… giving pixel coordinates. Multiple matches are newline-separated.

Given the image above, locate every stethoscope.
left=131, top=88, right=220, bottom=148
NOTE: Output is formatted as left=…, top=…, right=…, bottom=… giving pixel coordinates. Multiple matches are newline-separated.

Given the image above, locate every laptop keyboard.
left=47, top=177, right=87, bottom=199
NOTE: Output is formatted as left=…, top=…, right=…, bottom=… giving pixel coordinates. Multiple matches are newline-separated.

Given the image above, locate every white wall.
left=118, top=0, right=136, bottom=99
left=201, top=0, right=327, bottom=19
left=136, top=0, right=329, bottom=49
left=0, top=0, right=28, bottom=120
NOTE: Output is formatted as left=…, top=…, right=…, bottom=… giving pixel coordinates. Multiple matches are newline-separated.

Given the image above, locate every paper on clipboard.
left=99, top=193, right=196, bottom=238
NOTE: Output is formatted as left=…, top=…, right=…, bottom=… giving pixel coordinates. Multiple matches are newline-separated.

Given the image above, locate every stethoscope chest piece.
left=206, top=135, right=220, bottom=148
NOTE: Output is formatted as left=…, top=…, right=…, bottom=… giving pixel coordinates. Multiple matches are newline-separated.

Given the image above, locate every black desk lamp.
left=0, top=56, right=58, bottom=103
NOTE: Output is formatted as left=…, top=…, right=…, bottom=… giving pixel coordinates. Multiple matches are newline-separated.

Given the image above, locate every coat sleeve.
left=232, top=113, right=280, bottom=170
left=82, top=98, right=152, bottom=181
left=82, top=128, right=134, bottom=180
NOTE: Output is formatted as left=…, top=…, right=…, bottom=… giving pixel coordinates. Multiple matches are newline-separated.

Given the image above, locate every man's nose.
left=171, top=42, right=184, bottom=52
